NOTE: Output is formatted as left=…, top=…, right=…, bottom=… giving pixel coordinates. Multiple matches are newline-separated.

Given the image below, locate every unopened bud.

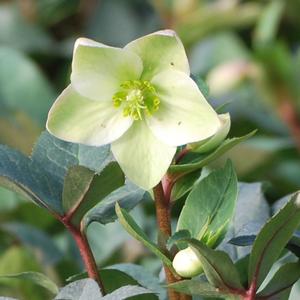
left=172, top=247, right=203, bottom=278
left=188, top=113, right=230, bottom=153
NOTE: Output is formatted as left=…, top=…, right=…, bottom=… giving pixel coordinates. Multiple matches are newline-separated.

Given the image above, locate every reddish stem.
left=153, top=179, right=193, bottom=300
left=153, top=182, right=181, bottom=300
left=161, top=146, right=190, bottom=203
left=61, top=218, right=106, bottom=294
left=153, top=182, right=172, bottom=237
left=161, top=175, right=175, bottom=203
left=153, top=147, right=195, bottom=299
left=277, top=89, right=300, bottom=152
left=175, top=147, right=190, bottom=164
left=243, top=281, right=256, bottom=300
left=180, top=294, right=193, bottom=300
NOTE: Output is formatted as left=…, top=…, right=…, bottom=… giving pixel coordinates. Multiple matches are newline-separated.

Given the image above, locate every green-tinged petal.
left=111, top=121, right=176, bottom=190
left=188, top=113, right=231, bottom=153
left=71, top=37, right=143, bottom=101
left=46, top=85, right=133, bottom=146
left=147, top=70, right=221, bottom=146
left=125, top=30, right=189, bottom=79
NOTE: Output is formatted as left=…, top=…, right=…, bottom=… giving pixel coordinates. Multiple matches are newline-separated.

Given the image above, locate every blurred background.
left=0, top=0, right=300, bottom=299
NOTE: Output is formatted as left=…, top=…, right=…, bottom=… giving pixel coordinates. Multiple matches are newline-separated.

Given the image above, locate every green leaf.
left=102, top=285, right=155, bottom=300
left=84, top=222, right=131, bottom=263
left=168, top=279, right=226, bottom=298
left=63, top=166, right=95, bottom=212
left=35, top=0, right=80, bottom=26
left=0, top=3, right=54, bottom=54
left=189, top=32, right=250, bottom=76
left=248, top=192, right=300, bottom=288
left=0, top=187, right=23, bottom=212
left=0, top=246, right=46, bottom=300
left=170, top=170, right=201, bottom=201
left=230, top=232, right=300, bottom=259
left=0, top=109, right=41, bottom=155
left=169, top=131, right=256, bottom=175
left=0, top=272, right=58, bottom=294
left=55, top=279, right=102, bottom=300
left=67, top=264, right=161, bottom=299
left=63, top=163, right=124, bottom=225
left=229, top=235, right=256, bottom=247
left=68, top=269, right=139, bottom=294
left=267, top=289, right=291, bottom=300
left=256, top=42, right=293, bottom=86
left=0, top=145, right=63, bottom=214
left=287, top=234, right=300, bottom=258
left=115, top=203, right=173, bottom=269
left=85, top=0, right=151, bottom=47
left=180, top=2, right=261, bottom=47
left=105, top=264, right=164, bottom=299
left=182, top=238, right=244, bottom=292
left=1, top=222, right=63, bottom=265
left=31, top=132, right=113, bottom=180
left=254, top=0, right=285, bottom=48
left=235, top=255, right=250, bottom=288
left=0, top=131, right=112, bottom=216
left=220, top=182, right=270, bottom=261
left=0, top=46, right=55, bottom=124
left=83, top=181, right=148, bottom=227
left=257, top=262, right=300, bottom=298
left=167, top=230, right=191, bottom=250
left=177, top=161, right=238, bottom=247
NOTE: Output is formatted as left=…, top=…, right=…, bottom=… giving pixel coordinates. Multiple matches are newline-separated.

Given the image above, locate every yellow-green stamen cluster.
left=113, top=80, right=160, bottom=120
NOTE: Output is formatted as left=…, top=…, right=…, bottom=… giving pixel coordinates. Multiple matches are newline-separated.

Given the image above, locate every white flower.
left=47, top=30, right=220, bottom=189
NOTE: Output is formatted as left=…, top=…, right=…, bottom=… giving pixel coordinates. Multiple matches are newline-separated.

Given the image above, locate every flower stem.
left=243, top=279, right=256, bottom=300
left=62, top=219, right=106, bottom=295
left=180, top=294, right=193, bottom=300
left=153, top=182, right=181, bottom=300
left=277, top=91, right=300, bottom=152
left=153, top=182, right=172, bottom=237
left=175, top=147, right=190, bottom=164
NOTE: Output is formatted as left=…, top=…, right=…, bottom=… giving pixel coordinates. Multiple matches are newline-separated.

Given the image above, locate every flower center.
left=112, top=80, right=160, bottom=120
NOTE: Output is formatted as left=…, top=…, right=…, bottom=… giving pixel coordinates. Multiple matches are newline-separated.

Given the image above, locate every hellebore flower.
left=46, top=30, right=221, bottom=189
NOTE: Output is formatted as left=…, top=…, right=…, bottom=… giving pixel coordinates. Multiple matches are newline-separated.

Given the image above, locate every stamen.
left=112, top=80, right=160, bottom=121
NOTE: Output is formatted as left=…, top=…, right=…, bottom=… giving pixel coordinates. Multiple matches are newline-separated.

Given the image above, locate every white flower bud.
left=172, top=247, right=203, bottom=278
